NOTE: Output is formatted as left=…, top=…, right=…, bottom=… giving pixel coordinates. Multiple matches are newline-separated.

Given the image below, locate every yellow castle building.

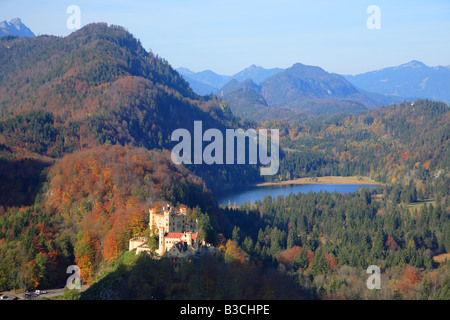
left=129, top=204, right=200, bottom=258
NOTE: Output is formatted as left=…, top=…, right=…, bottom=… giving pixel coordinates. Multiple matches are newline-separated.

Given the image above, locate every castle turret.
left=158, top=227, right=165, bottom=256
left=186, top=232, right=192, bottom=246
left=163, top=207, right=170, bottom=233
left=149, top=207, right=155, bottom=229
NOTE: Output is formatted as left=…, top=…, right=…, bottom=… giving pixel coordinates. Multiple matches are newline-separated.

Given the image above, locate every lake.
left=217, top=183, right=377, bottom=206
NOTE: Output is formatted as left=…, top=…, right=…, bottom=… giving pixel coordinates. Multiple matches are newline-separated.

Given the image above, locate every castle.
left=129, top=204, right=200, bottom=259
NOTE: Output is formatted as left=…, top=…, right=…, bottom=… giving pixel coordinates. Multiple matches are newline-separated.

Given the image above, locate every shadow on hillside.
left=0, top=158, right=53, bottom=208
left=79, top=252, right=312, bottom=300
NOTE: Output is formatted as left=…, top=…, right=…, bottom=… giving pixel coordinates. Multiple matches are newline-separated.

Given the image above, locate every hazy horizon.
left=1, top=0, right=450, bottom=75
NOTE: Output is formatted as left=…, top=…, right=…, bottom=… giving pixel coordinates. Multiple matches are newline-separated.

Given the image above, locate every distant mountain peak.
left=291, top=62, right=305, bottom=68
left=290, top=62, right=324, bottom=72
left=232, top=65, right=283, bottom=84
left=398, top=60, right=427, bottom=69
left=10, top=18, right=22, bottom=25
left=0, top=18, right=35, bottom=38
left=344, top=60, right=450, bottom=102
left=176, top=67, right=194, bottom=76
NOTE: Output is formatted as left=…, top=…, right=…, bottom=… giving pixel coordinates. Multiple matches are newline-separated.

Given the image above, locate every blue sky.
left=1, top=0, right=450, bottom=75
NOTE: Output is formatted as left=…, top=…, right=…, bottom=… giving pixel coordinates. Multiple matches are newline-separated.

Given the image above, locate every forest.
left=0, top=23, right=261, bottom=193
left=262, top=99, right=449, bottom=186
left=0, top=23, right=448, bottom=300
left=215, top=174, right=449, bottom=299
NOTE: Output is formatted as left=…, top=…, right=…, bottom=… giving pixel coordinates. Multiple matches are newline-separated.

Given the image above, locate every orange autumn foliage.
left=224, top=240, right=246, bottom=264
left=103, top=231, right=121, bottom=262
left=277, top=246, right=302, bottom=267
left=305, top=250, right=316, bottom=268
left=43, top=144, right=205, bottom=280
left=325, top=253, right=338, bottom=271
left=404, top=264, right=422, bottom=286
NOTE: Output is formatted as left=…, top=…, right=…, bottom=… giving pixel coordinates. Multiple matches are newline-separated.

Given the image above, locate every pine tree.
left=393, top=288, right=403, bottom=300
left=298, top=272, right=304, bottom=288
left=328, top=274, right=337, bottom=293
left=293, top=249, right=308, bottom=270
left=232, top=226, right=241, bottom=244
left=419, top=277, right=430, bottom=300
left=310, top=248, right=329, bottom=277
left=287, top=228, right=296, bottom=249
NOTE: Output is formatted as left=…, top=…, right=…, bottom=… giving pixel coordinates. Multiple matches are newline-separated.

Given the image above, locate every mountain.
left=175, top=70, right=219, bottom=96
left=177, top=68, right=231, bottom=94
left=0, top=23, right=261, bottom=192
left=262, top=98, right=450, bottom=185
left=220, top=78, right=310, bottom=123
left=0, top=18, right=35, bottom=38
left=0, top=22, right=262, bottom=293
left=260, top=63, right=369, bottom=112
left=177, top=65, right=284, bottom=96
left=0, top=21, right=448, bottom=303
left=260, top=62, right=407, bottom=111
left=344, top=60, right=450, bottom=102
left=219, top=62, right=407, bottom=121
left=221, top=78, right=262, bottom=95
left=231, top=64, right=284, bottom=83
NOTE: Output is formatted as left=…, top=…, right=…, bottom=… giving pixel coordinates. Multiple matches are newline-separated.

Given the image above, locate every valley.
left=0, top=22, right=448, bottom=303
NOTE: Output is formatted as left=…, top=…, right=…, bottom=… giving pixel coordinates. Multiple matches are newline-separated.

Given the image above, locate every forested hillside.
left=219, top=62, right=407, bottom=121
left=344, top=60, right=450, bottom=103
left=216, top=175, right=450, bottom=299
left=0, top=23, right=261, bottom=192
left=0, top=145, right=215, bottom=288
left=0, top=22, right=448, bottom=301
left=0, top=23, right=258, bottom=293
left=263, top=100, right=449, bottom=186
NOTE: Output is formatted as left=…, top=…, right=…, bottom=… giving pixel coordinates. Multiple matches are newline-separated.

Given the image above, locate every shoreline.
left=254, top=176, right=382, bottom=187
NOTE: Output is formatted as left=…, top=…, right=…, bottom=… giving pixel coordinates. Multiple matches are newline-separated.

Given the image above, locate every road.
left=0, top=285, right=89, bottom=300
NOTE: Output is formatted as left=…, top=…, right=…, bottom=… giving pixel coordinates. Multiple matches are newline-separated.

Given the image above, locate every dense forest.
left=215, top=174, right=450, bottom=299
left=60, top=173, right=450, bottom=300
left=0, top=145, right=215, bottom=288
left=0, top=23, right=261, bottom=193
left=0, top=23, right=448, bottom=300
left=262, top=99, right=449, bottom=186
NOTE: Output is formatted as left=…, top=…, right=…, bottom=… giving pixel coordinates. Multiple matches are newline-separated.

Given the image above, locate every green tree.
left=293, top=249, right=308, bottom=270
left=242, top=236, right=253, bottom=254
left=419, top=277, right=431, bottom=300
left=434, top=276, right=450, bottom=300
left=287, top=228, right=296, bottom=249
left=310, top=248, right=329, bottom=277
left=232, top=226, right=241, bottom=244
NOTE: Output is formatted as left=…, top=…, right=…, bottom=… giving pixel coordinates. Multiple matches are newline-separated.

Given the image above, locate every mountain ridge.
left=0, top=18, right=35, bottom=38
left=344, top=60, right=450, bottom=102
left=218, top=62, right=409, bottom=121
left=0, top=22, right=261, bottom=192
left=177, top=64, right=285, bottom=95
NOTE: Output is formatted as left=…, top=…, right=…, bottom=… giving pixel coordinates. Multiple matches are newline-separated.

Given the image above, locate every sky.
left=1, top=0, right=450, bottom=75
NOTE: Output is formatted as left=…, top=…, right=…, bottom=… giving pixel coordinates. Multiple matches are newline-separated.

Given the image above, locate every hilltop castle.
left=129, top=204, right=200, bottom=259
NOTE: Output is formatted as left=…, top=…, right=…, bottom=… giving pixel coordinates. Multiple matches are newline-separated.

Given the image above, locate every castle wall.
left=129, top=237, right=146, bottom=251
left=133, top=205, right=201, bottom=258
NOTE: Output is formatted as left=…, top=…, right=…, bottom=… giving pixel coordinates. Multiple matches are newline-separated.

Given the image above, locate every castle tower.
left=158, top=227, right=165, bottom=256
left=163, top=206, right=171, bottom=233
left=149, top=207, right=155, bottom=229
left=186, top=232, right=192, bottom=246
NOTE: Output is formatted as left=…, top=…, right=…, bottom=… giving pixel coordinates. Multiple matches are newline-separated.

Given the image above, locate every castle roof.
left=166, top=232, right=185, bottom=239
left=165, top=232, right=198, bottom=242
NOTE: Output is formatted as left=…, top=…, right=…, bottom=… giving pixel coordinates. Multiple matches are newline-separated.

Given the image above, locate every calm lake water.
left=217, top=183, right=377, bottom=206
